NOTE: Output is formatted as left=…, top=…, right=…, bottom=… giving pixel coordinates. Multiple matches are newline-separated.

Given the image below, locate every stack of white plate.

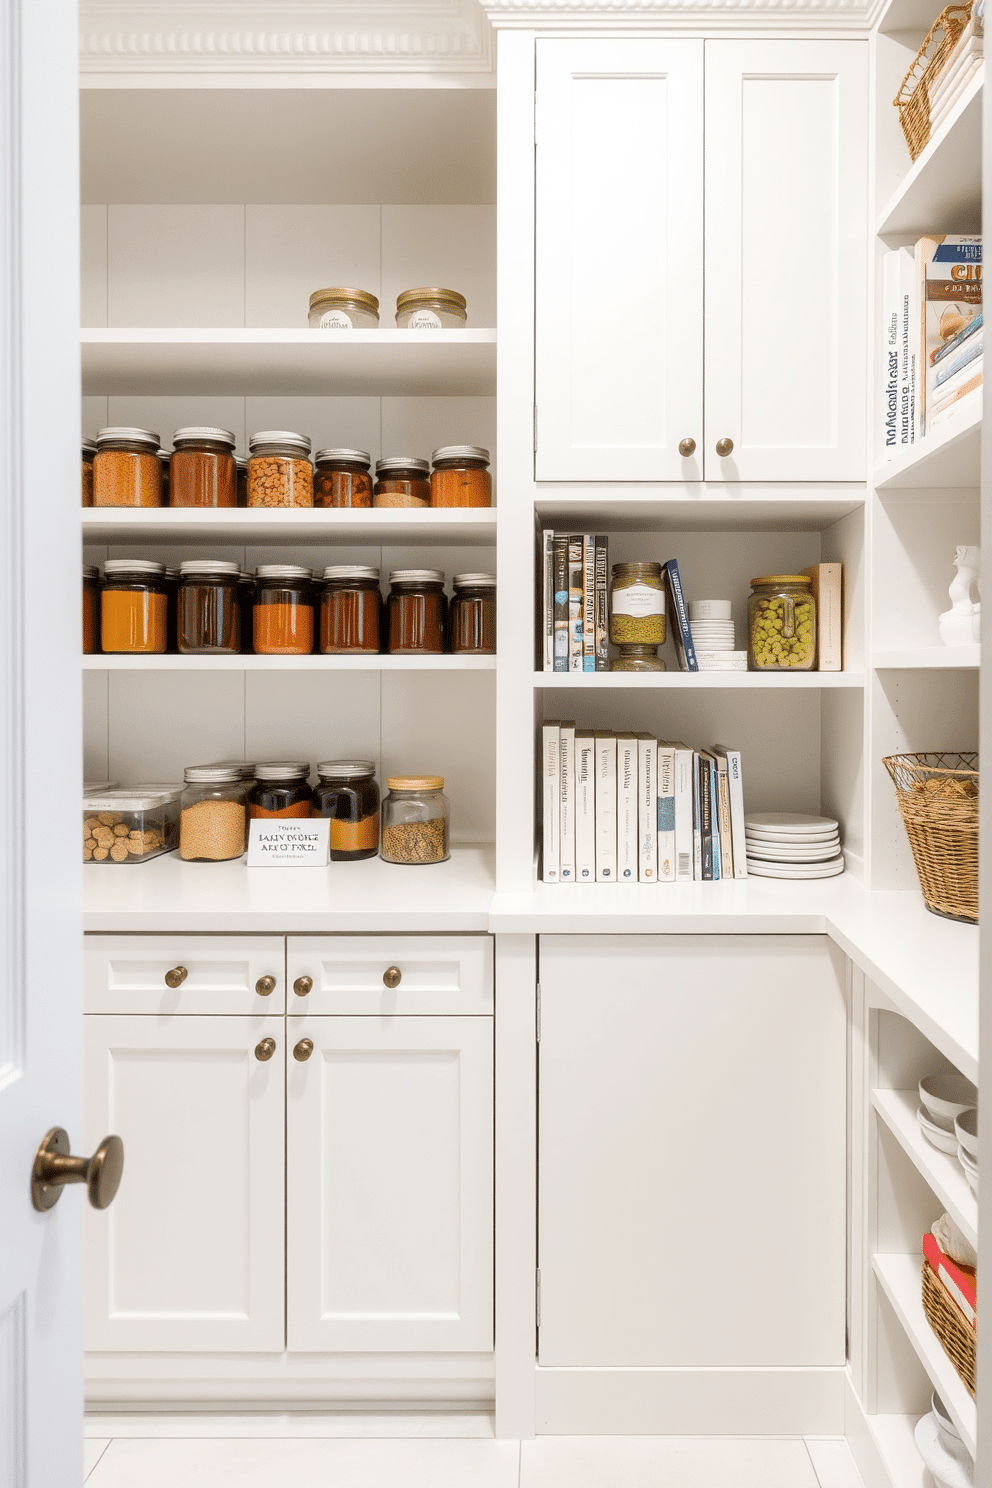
left=744, top=811, right=844, bottom=878
left=917, top=1074, right=978, bottom=1176
left=954, top=1106, right=979, bottom=1196
left=688, top=599, right=735, bottom=653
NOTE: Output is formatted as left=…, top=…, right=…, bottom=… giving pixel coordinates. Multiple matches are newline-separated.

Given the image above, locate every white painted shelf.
left=874, top=646, right=980, bottom=669
left=534, top=488, right=865, bottom=534
left=82, top=507, right=497, bottom=549
left=873, top=402, right=982, bottom=491
left=84, top=654, right=496, bottom=671
left=81, top=328, right=497, bottom=397
left=877, top=0, right=950, bottom=33
left=872, top=1252, right=976, bottom=1459
left=864, top=1414, right=929, bottom=1488
left=871, top=1087, right=978, bottom=1248
left=877, top=66, right=983, bottom=237
left=534, top=671, right=864, bottom=689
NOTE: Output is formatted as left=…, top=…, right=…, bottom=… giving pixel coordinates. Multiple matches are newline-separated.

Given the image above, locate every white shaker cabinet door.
left=537, top=935, right=846, bottom=1367
left=535, top=39, right=704, bottom=482
left=84, top=1015, right=285, bottom=1353
left=703, top=41, right=868, bottom=481
left=287, top=1016, right=493, bottom=1353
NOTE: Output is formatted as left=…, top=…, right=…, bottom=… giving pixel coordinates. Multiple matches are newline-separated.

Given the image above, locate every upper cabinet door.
left=535, top=39, right=704, bottom=482
left=703, top=41, right=868, bottom=482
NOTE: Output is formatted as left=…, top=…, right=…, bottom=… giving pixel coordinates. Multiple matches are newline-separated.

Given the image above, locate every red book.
left=923, top=1231, right=977, bottom=1330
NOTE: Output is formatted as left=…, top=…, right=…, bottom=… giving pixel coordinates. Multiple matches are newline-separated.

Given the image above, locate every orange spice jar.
left=249, top=762, right=312, bottom=819
left=312, top=761, right=380, bottom=861
left=93, top=427, right=162, bottom=508
left=170, top=426, right=237, bottom=508
left=100, top=560, right=168, bottom=654
left=81, top=440, right=96, bottom=507
left=314, top=448, right=373, bottom=508
left=253, top=565, right=314, bottom=655
left=83, top=565, right=100, bottom=653
left=430, top=445, right=492, bottom=508
left=373, top=456, right=430, bottom=509
left=247, top=431, right=313, bottom=508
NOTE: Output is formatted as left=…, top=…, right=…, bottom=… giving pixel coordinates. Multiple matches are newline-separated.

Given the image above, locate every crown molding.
left=477, top=0, right=874, bottom=31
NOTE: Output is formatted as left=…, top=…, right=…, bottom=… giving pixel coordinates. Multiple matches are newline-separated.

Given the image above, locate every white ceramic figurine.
left=938, top=545, right=981, bottom=647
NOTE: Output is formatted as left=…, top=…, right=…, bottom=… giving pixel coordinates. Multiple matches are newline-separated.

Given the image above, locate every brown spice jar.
left=373, top=457, right=430, bottom=509
left=82, top=442, right=95, bottom=507
left=170, top=430, right=237, bottom=508
left=83, top=568, right=99, bottom=654
left=450, top=575, right=496, bottom=654
left=250, top=799, right=312, bottom=819
left=387, top=570, right=446, bottom=654
left=312, top=763, right=380, bottom=862
left=101, top=590, right=167, bottom=653
left=314, top=450, right=373, bottom=509
left=255, top=602, right=313, bottom=654
left=320, top=568, right=380, bottom=654
left=93, top=428, right=163, bottom=508
left=430, top=447, right=492, bottom=509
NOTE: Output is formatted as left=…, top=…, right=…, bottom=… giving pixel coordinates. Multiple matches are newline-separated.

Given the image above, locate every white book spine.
left=897, top=245, right=916, bottom=446
left=714, top=744, right=748, bottom=879
left=881, top=250, right=902, bottom=454
left=543, top=530, right=554, bottom=671
left=656, top=746, right=676, bottom=882
left=673, top=748, right=694, bottom=882
left=617, top=734, right=638, bottom=883
left=558, top=721, right=576, bottom=882
left=575, top=732, right=596, bottom=883
left=928, top=382, right=983, bottom=430
left=637, top=735, right=658, bottom=882
left=541, top=721, right=560, bottom=882
left=595, top=733, right=617, bottom=882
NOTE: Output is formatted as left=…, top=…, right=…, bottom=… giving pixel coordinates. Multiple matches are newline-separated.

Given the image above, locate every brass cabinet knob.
left=383, top=966, right=402, bottom=989
left=716, top=437, right=734, bottom=457
left=164, top=966, right=188, bottom=989
left=255, top=975, right=276, bottom=997
left=678, top=437, right=696, bottom=457
left=31, top=1126, right=124, bottom=1212
left=293, top=976, right=313, bottom=998
left=254, top=1038, right=276, bottom=1062
left=293, top=1038, right=314, bottom=1062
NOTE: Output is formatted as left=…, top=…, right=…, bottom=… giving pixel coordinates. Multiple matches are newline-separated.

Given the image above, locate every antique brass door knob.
left=31, top=1127, right=124, bottom=1212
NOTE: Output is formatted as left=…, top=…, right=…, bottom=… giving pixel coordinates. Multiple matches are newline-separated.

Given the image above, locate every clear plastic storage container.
left=83, top=788, right=181, bottom=863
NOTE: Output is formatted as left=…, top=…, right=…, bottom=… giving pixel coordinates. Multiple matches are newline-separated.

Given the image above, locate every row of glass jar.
left=83, top=561, right=496, bottom=657
left=82, top=428, right=492, bottom=510
left=308, top=286, right=467, bottom=330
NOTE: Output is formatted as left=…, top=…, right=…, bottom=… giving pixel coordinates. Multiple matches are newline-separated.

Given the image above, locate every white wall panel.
left=381, top=207, right=497, bottom=328
left=81, top=205, right=107, bottom=327
left=82, top=396, right=108, bottom=439
left=107, top=206, right=246, bottom=327
left=107, top=670, right=246, bottom=785
left=245, top=671, right=381, bottom=778
left=244, top=395, right=381, bottom=465
left=83, top=670, right=109, bottom=784
left=245, top=206, right=381, bottom=327
left=107, top=396, right=247, bottom=456
left=381, top=396, right=497, bottom=491
left=381, top=669, right=496, bottom=844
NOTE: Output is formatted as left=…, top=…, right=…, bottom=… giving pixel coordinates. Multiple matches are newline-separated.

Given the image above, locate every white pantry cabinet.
left=534, top=38, right=867, bottom=483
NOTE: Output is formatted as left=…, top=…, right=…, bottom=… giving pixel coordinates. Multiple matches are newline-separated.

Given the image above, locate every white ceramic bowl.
left=954, top=1107, right=978, bottom=1162
left=688, top=599, right=732, bottom=620
left=931, top=1392, right=960, bottom=1442
left=958, top=1146, right=979, bottom=1180
left=919, top=1073, right=978, bottom=1129
left=917, top=1107, right=960, bottom=1153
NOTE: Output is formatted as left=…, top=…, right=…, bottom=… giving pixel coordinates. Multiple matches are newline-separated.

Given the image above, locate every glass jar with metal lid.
left=101, top=559, right=168, bottom=654
left=610, top=562, right=666, bottom=646
left=163, top=567, right=179, bottom=654
left=253, top=564, right=314, bottom=655
left=395, top=288, right=467, bottom=329
left=610, top=644, right=666, bottom=673
left=747, top=575, right=816, bottom=671
left=381, top=777, right=450, bottom=864
left=236, top=457, right=248, bottom=507
left=450, top=573, right=495, bottom=654
left=320, top=565, right=381, bottom=654
left=203, top=761, right=257, bottom=784
left=373, top=456, right=430, bottom=509
left=83, top=565, right=100, bottom=654
left=81, top=439, right=96, bottom=507
left=430, top=446, right=492, bottom=508
left=93, top=427, right=162, bottom=508
left=170, top=426, right=237, bottom=508
left=247, top=430, right=313, bottom=508
left=179, top=765, right=249, bottom=862
left=387, top=569, right=447, bottom=654
left=249, top=762, right=312, bottom=819
left=313, top=761, right=380, bottom=861
left=314, top=448, right=373, bottom=509
left=158, top=448, right=171, bottom=505
left=308, top=287, right=380, bottom=329
left=177, top=560, right=242, bottom=654
left=237, top=571, right=255, bottom=654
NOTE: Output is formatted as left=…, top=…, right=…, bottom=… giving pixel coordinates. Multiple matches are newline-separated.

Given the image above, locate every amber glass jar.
left=387, top=570, right=447, bottom=654
left=253, top=565, right=314, bottom=655
left=373, top=457, right=430, bottom=509
left=81, top=440, right=96, bottom=507
left=163, top=567, right=179, bottom=654
left=238, top=572, right=255, bottom=654
left=312, top=761, right=380, bottom=861
left=450, top=573, right=495, bottom=654
left=313, top=448, right=373, bottom=508
left=249, top=762, right=312, bottom=819
left=83, top=565, right=100, bottom=654
left=93, top=427, right=162, bottom=508
left=236, top=458, right=248, bottom=507
left=431, top=446, right=492, bottom=508
left=247, top=431, right=313, bottom=508
left=177, top=560, right=241, bottom=654
left=320, top=566, right=381, bottom=654
left=101, top=560, right=168, bottom=654
left=170, top=427, right=237, bottom=508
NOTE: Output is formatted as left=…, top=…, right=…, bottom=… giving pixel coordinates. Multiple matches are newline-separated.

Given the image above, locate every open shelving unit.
left=85, top=654, right=496, bottom=672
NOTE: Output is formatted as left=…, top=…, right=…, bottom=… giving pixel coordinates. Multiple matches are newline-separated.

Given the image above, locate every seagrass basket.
left=922, top=1255, right=976, bottom=1396
left=883, top=752, right=978, bottom=923
left=893, top=3, right=973, bottom=160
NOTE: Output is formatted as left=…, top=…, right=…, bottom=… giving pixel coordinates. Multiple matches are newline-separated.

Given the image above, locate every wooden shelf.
left=871, top=1087, right=977, bottom=1248
left=81, top=328, right=497, bottom=397
left=534, top=671, right=864, bottom=689
left=82, top=507, right=497, bottom=549
left=873, top=402, right=982, bottom=490
left=534, top=488, right=865, bottom=534
left=84, top=655, right=496, bottom=672
left=874, top=646, right=979, bottom=669
left=877, top=66, right=983, bottom=237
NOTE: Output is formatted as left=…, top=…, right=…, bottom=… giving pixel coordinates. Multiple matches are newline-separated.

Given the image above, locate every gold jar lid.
left=308, top=287, right=380, bottom=314
left=750, top=574, right=813, bottom=587
left=396, top=287, right=467, bottom=313
left=387, top=775, right=445, bottom=791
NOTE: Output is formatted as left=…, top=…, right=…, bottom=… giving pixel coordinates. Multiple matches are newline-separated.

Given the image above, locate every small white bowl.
left=954, top=1107, right=978, bottom=1162
left=919, top=1073, right=978, bottom=1129
left=917, top=1107, right=960, bottom=1153
left=688, top=599, right=732, bottom=620
left=931, top=1391, right=960, bottom=1442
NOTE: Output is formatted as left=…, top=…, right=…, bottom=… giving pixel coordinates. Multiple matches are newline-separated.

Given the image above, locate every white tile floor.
left=82, top=1420, right=866, bottom=1488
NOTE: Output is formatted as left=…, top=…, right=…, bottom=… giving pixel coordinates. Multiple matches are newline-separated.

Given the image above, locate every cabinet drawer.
left=286, top=935, right=493, bottom=1015
left=84, top=935, right=286, bottom=1014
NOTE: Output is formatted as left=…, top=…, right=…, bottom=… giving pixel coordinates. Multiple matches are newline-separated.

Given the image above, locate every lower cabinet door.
left=286, top=1016, right=494, bottom=1353
left=84, top=1015, right=285, bottom=1352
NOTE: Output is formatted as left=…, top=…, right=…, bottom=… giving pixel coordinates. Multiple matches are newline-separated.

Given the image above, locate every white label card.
left=247, top=818, right=330, bottom=866
left=611, top=583, right=665, bottom=617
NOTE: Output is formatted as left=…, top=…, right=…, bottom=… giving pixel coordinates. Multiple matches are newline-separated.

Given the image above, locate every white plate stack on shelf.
left=743, top=811, right=844, bottom=878
left=917, top=1074, right=978, bottom=1180
left=954, top=1106, right=979, bottom=1196
left=688, top=600, right=747, bottom=672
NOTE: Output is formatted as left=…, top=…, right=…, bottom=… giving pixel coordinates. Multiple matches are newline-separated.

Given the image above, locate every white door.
left=535, top=39, right=704, bottom=482
left=0, top=1, right=85, bottom=1483
left=84, top=1016, right=285, bottom=1352
left=703, top=40, right=868, bottom=481
left=287, top=1016, right=493, bottom=1352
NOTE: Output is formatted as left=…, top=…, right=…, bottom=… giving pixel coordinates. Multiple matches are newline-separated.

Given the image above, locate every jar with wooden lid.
left=170, top=426, right=237, bottom=508
left=93, top=427, right=162, bottom=508
left=83, top=565, right=100, bottom=654
left=450, top=573, right=495, bottom=654
left=101, top=560, right=168, bottom=654
left=81, top=439, right=96, bottom=507
left=610, top=644, right=666, bottom=673
left=247, top=431, right=313, bottom=508
left=748, top=575, right=816, bottom=671
left=387, top=569, right=446, bottom=654
left=314, top=449, right=373, bottom=509
left=373, top=456, right=430, bottom=509
left=308, top=287, right=380, bottom=329
left=313, top=761, right=380, bottom=861
left=395, top=288, right=467, bottom=329
left=249, top=762, right=312, bottom=819
left=430, top=446, right=492, bottom=508
left=179, top=765, right=248, bottom=862
left=253, top=565, right=314, bottom=655
left=177, top=560, right=242, bottom=654
left=320, top=565, right=381, bottom=654
left=381, top=777, right=450, bottom=864
left=610, top=562, right=666, bottom=646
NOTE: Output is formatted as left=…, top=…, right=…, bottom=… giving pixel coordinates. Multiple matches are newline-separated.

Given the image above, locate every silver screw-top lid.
left=431, top=445, right=490, bottom=466
left=375, top=456, right=429, bottom=476
left=389, top=569, right=445, bottom=585
left=248, top=430, right=312, bottom=456
left=202, top=760, right=257, bottom=779
left=183, top=764, right=245, bottom=784
left=316, top=760, right=376, bottom=779
left=254, top=564, right=313, bottom=581
left=178, top=560, right=241, bottom=578
left=253, top=761, right=310, bottom=781
left=103, top=559, right=166, bottom=578
left=453, top=573, right=496, bottom=588
left=82, top=439, right=97, bottom=456
left=322, top=565, right=380, bottom=581
left=314, top=448, right=372, bottom=467
left=83, top=564, right=100, bottom=579
left=172, top=426, right=237, bottom=449
left=96, top=426, right=160, bottom=451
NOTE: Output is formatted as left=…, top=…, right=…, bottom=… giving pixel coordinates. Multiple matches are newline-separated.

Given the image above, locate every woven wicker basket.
left=883, top=752, right=978, bottom=923
left=894, top=3, right=973, bottom=160
left=922, top=1256, right=976, bottom=1396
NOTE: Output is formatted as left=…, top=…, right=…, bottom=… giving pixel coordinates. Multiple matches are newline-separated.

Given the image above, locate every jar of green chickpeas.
left=747, top=575, right=816, bottom=671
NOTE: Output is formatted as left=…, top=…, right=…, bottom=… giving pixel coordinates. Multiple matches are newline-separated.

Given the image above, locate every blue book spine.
left=663, top=559, right=698, bottom=672
left=935, top=336, right=983, bottom=387
left=931, top=310, right=983, bottom=367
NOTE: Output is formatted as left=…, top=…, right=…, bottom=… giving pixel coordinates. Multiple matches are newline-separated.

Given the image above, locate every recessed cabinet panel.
left=84, top=935, right=286, bottom=1015
left=287, top=935, right=493, bottom=1015
left=535, top=39, right=704, bottom=481
left=287, top=1016, right=493, bottom=1352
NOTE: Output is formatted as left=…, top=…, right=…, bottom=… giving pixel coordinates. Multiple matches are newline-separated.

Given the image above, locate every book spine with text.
left=568, top=538, right=584, bottom=671
left=656, top=744, right=676, bottom=883
left=595, top=731, right=617, bottom=882
left=582, top=535, right=596, bottom=671
left=558, top=721, right=576, bottom=882
left=802, top=563, right=843, bottom=672
left=595, top=536, right=609, bottom=671
left=713, top=744, right=748, bottom=879
left=897, top=245, right=917, bottom=446
left=542, top=529, right=554, bottom=671
left=691, top=753, right=702, bottom=879
left=616, top=733, right=638, bottom=882
left=575, top=730, right=596, bottom=882
left=698, top=753, right=713, bottom=880
left=541, top=721, right=560, bottom=882
left=881, top=249, right=902, bottom=452
left=673, top=746, right=695, bottom=882
left=637, top=734, right=658, bottom=882
left=712, top=754, right=733, bottom=879
left=708, top=756, right=721, bottom=881
left=663, top=559, right=698, bottom=671
left=553, top=537, right=569, bottom=673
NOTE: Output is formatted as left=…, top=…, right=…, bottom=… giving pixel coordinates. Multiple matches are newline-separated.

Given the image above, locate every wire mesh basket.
left=893, top=3, right=973, bottom=161
left=883, top=752, right=978, bottom=923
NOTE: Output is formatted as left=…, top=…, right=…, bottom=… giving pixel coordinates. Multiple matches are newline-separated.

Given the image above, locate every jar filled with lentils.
left=610, top=562, right=666, bottom=646
left=93, top=427, right=162, bottom=508
left=83, top=565, right=100, bottom=654
left=81, top=439, right=96, bottom=507
left=373, top=456, right=430, bottom=509
left=253, top=565, right=314, bottom=655
left=430, top=446, right=492, bottom=508
left=320, top=565, right=381, bottom=654
left=381, top=776, right=450, bottom=864
left=312, top=761, right=380, bottom=861
left=247, top=430, right=313, bottom=508
left=170, top=426, right=237, bottom=508
left=177, top=560, right=242, bottom=654
left=450, top=573, right=495, bottom=654
left=249, top=762, right=312, bottom=819
left=387, top=569, right=447, bottom=654
left=179, top=765, right=248, bottom=862
left=314, top=448, right=373, bottom=508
